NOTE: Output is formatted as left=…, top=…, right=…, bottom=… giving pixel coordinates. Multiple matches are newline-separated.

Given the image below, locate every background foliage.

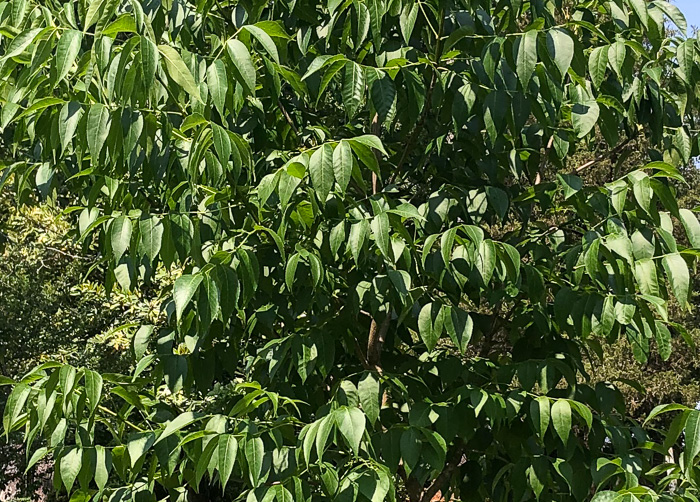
left=4, top=0, right=700, bottom=501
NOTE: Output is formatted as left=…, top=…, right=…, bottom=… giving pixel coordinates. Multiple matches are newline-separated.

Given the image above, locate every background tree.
left=3, top=0, right=700, bottom=501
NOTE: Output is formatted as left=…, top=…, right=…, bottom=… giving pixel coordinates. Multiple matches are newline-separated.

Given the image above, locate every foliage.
left=3, top=0, right=700, bottom=501
left=0, top=191, right=165, bottom=500
left=0, top=193, right=163, bottom=378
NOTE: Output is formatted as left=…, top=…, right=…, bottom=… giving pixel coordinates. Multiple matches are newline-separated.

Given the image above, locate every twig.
left=44, top=246, right=94, bottom=261
left=534, top=136, right=555, bottom=185
left=419, top=443, right=465, bottom=502
left=574, top=134, right=636, bottom=174
left=98, top=405, right=146, bottom=432
left=366, top=312, right=391, bottom=374
left=278, top=98, right=299, bottom=136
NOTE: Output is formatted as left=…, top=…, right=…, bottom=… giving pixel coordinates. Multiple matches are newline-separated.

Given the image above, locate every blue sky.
left=673, top=0, right=700, bottom=32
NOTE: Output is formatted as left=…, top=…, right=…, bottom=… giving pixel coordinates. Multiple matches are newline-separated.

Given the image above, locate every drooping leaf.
left=226, top=39, right=257, bottom=94
left=173, top=274, right=203, bottom=321
left=218, top=434, right=238, bottom=491
left=309, top=144, right=334, bottom=202
left=54, top=30, right=82, bottom=83
left=551, top=399, right=572, bottom=445
left=109, top=215, right=133, bottom=263
left=158, top=45, right=202, bottom=101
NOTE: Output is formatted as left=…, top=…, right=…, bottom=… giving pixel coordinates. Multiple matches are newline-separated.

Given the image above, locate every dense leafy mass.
left=3, top=0, right=700, bottom=500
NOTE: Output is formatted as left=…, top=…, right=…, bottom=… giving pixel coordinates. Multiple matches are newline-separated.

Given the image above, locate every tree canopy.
left=3, top=0, right=700, bottom=501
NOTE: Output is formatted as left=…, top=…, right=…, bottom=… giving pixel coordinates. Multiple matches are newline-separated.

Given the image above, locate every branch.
left=398, top=464, right=423, bottom=502
left=366, top=311, right=391, bottom=374
left=534, top=135, right=555, bottom=185
left=371, top=114, right=381, bottom=193
left=278, top=98, right=299, bottom=136
left=419, top=444, right=465, bottom=502
left=573, top=134, right=636, bottom=174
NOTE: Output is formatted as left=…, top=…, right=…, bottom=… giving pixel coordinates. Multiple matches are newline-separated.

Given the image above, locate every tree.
left=3, top=0, right=700, bottom=500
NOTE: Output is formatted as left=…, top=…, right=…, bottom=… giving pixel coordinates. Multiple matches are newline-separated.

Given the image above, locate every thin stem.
left=98, top=405, right=147, bottom=433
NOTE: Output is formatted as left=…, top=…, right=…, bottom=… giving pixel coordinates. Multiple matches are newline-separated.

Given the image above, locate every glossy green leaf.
left=226, top=39, right=256, bottom=94
left=218, top=434, right=238, bottom=491
left=309, top=144, right=334, bottom=202
left=54, top=30, right=82, bottom=83
left=173, top=274, right=203, bottom=321
left=158, top=45, right=202, bottom=102
left=551, top=399, right=572, bottom=445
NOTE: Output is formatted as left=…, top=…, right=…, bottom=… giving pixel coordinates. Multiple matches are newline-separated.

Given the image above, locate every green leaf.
left=195, top=438, right=218, bottom=487
left=515, top=30, right=538, bottom=89
left=226, top=39, right=257, bottom=94
left=655, top=321, right=672, bottom=361
left=54, top=30, right=83, bottom=83
left=86, top=104, right=111, bottom=158
left=591, top=492, right=622, bottom=502
left=367, top=0, right=384, bottom=48
left=551, top=399, right=572, bottom=445
left=589, top=46, right=609, bottom=88
left=370, top=74, right=395, bottom=121
left=546, top=29, right=574, bottom=78
left=126, top=432, right=155, bottom=467
left=679, top=208, right=700, bottom=248
left=476, top=240, right=497, bottom=284
left=109, top=215, right=132, bottom=263
left=358, top=372, right=381, bottom=425
left=627, top=0, right=649, bottom=28
left=443, top=306, right=473, bottom=353
left=26, top=447, right=49, bottom=474
left=285, top=253, right=300, bottom=291
left=94, top=447, right=111, bottom=491
left=571, top=98, right=600, bottom=138
left=244, top=25, right=280, bottom=64
left=212, top=123, right=232, bottom=165
left=662, top=253, right=690, bottom=306
left=644, top=403, right=689, bottom=425
left=84, top=369, right=103, bottom=415
left=333, top=140, right=353, bottom=194
left=3, top=383, right=30, bottom=438
left=173, top=274, right=203, bottom=321
left=157, top=412, right=202, bottom=444
left=371, top=212, right=392, bottom=261
left=246, top=437, right=264, bottom=487
left=133, top=325, right=153, bottom=360
left=634, top=259, right=660, bottom=297
left=531, top=397, right=550, bottom=438
left=343, top=62, right=365, bottom=118
left=349, top=220, right=369, bottom=263
left=334, top=406, right=365, bottom=454
left=399, top=3, right=419, bottom=44
left=309, top=144, right=334, bottom=202
left=315, top=415, right=334, bottom=462
left=60, top=447, right=82, bottom=494
left=2, top=28, right=42, bottom=60
left=84, top=0, right=106, bottom=29
left=684, top=410, right=700, bottom=472
left=218, top=434, right=238, bottom=491
left=655, top=1, right=687, bottom=34
left=418, top=302, right=439, bottom=352
left=140, top=37, right=159, bottom=91
left=207, top=60, right=228, bottom=117
left=608, top=41, right=626, bottom=78
left=138, top=215, right=163, bottom=262
left=350, top=135, right=387, bottom=155
left=158, top=45, right=202, bottom=102
left=58, top=102, right=84, bottom=154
